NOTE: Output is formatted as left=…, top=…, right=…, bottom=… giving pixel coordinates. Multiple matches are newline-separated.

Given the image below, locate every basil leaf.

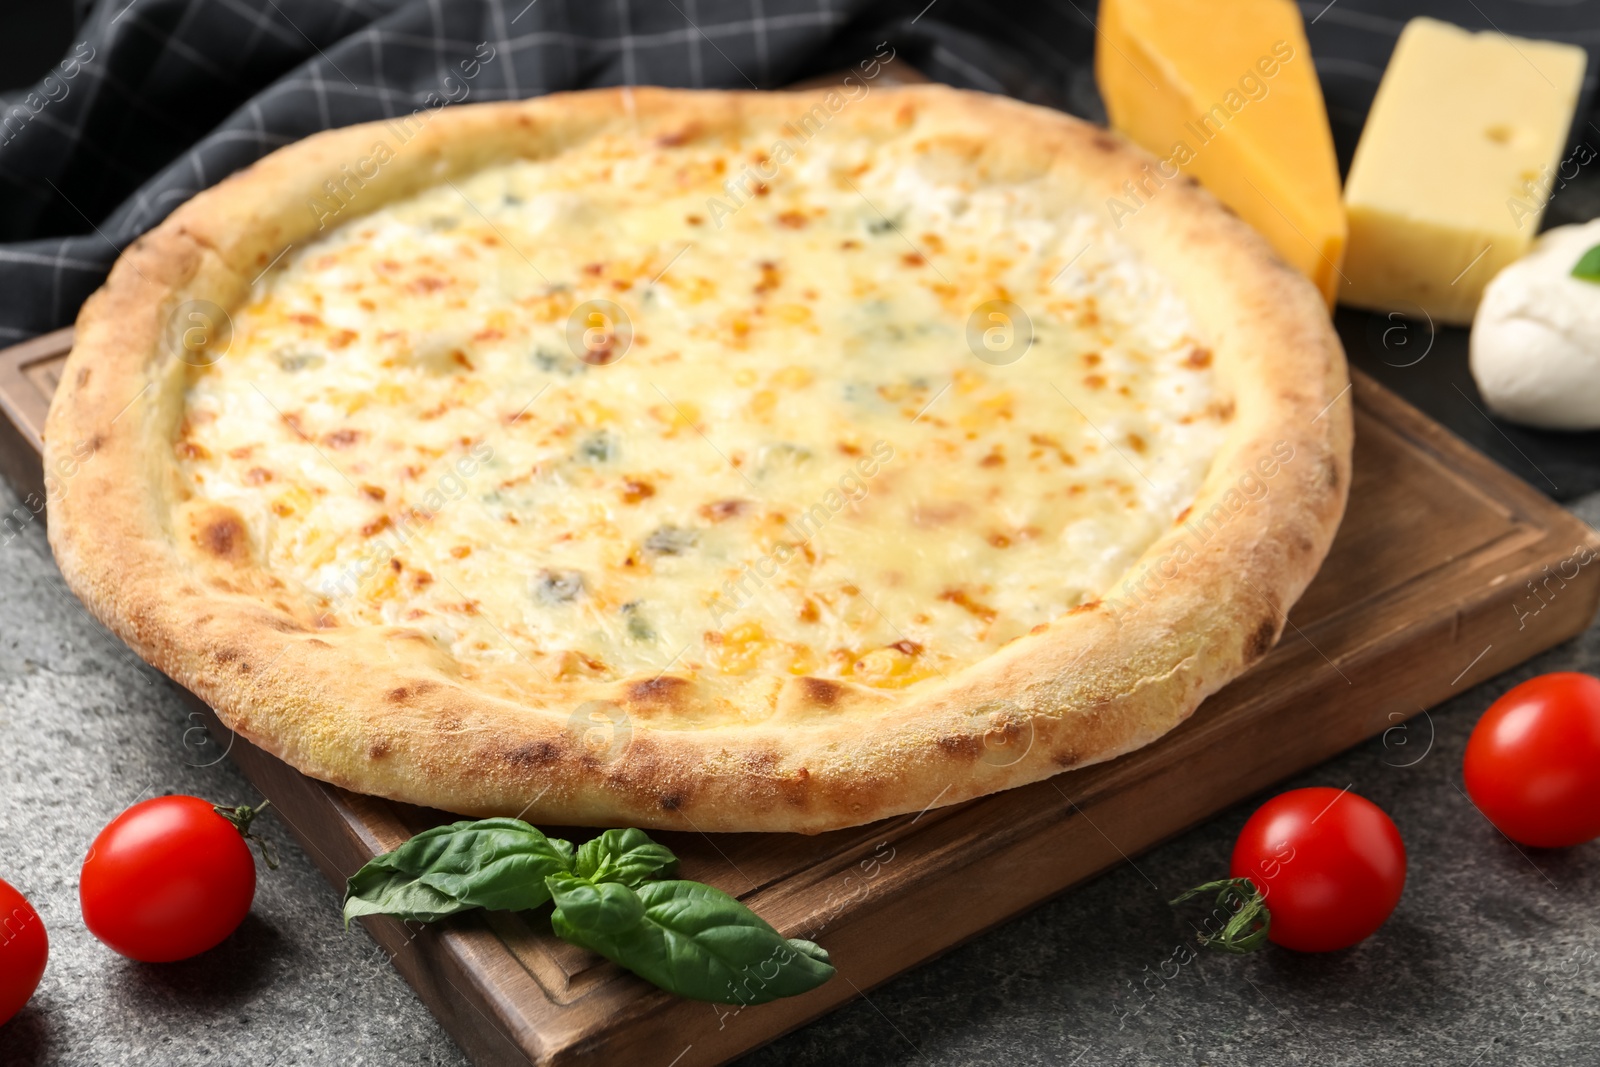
left=1573, top=243, right=1600, bottom=282
left=344, top=817, right=573, bottom=925
left=573, top=828, right=679, bottom=887
left=549, top=878, right=835, bottom=1004
left=786, top=938, right=831, bottom=966
left=545, top=874, right=647, bottom=933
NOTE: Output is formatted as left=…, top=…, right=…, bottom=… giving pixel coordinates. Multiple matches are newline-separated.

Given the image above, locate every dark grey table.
left=2, top=476, right=1598, bottom=1066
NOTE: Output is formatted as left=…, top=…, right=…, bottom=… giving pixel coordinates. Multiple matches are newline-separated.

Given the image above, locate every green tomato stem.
left=216, top=798, right=281, bottom=871
left=1168, top=876, right=1271, bottom=953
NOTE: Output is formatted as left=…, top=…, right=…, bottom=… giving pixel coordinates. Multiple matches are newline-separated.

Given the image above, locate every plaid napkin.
left=0, top=0, right=1107, bottom=343
left=0, top=0, right=1594, bottom=344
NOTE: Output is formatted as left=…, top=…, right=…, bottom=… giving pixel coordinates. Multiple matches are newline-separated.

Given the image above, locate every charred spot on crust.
left=194, top=507, right=250, bottom=564
left=1246, top=618, right=1279, bottom=661
left=1068, top=599, right=1102, bottom=615
left=368, top=740, right=391, bottom=760
left=1322, top=456, right=1341, bottom=491
left=799, top=676, right=843, bottom=707
left=507, top=740, right=561, bottom=766
left=1051, top=749, right=1082, bottom=768
left=387, top=680, right=440, bottom=704
left=1091, top=132, right=1119, bottom=153
left=936, top=733, right=983, bottom=759
left=627, top=675, right=690, bottom=707
left=776, top=764, right=813, bottom=806
left=659, top=793, right=683, bottom=811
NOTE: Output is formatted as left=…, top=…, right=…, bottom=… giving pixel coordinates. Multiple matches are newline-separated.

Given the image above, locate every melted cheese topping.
left=177, top=128, right=1226, bottom=714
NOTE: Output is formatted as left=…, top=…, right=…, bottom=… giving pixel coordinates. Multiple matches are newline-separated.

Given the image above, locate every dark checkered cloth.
left=0, top=0, right=1595, bottom=344
left=0, top=0, right=1111, bottom=343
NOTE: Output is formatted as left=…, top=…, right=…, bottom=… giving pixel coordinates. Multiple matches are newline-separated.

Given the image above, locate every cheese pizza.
left=46, top=86, right=1350, bottom=832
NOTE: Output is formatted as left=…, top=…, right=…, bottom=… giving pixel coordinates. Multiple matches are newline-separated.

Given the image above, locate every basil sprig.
left=344, top=818, right=574, bottom=923
left=549, top=877, right=836, bottom=1005
left=342, top=819, right=834, bottom=1004
left=573, top=827, right=678, bottom=886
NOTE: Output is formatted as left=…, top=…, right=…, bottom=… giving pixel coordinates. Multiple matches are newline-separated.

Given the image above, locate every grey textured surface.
left=2, top=478, right=1599, bottom=1067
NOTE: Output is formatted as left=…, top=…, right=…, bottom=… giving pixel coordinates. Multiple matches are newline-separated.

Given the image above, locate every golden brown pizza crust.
left=46, top=86, right=1350, bottom=833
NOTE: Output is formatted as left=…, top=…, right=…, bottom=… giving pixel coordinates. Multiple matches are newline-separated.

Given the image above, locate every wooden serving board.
left=4, top=327, right=1599, bottom=1066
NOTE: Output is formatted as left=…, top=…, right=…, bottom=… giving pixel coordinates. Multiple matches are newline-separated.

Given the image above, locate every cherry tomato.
left=80, top=795, right=256, bottom=963
left=1464, top=672, right=1600, bottom=848
left=0, top=876, right=47, bottom=1025
left=1230, top=787, right=1406, bottom=953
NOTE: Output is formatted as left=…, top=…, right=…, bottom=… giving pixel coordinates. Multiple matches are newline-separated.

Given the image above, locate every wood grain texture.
left=7, top=326, right=1599, bottom=1065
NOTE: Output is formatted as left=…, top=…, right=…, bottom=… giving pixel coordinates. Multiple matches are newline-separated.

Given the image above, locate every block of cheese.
left=1341, top=18, right=1587, bottom=325
left=1096, top=0, right=1346, bottom=306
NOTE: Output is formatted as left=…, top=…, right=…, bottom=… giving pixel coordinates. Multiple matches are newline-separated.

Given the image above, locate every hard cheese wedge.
left=1341, top=18, right=1586, bottom=326
left=1096, top=0, right=1345, bottom=306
